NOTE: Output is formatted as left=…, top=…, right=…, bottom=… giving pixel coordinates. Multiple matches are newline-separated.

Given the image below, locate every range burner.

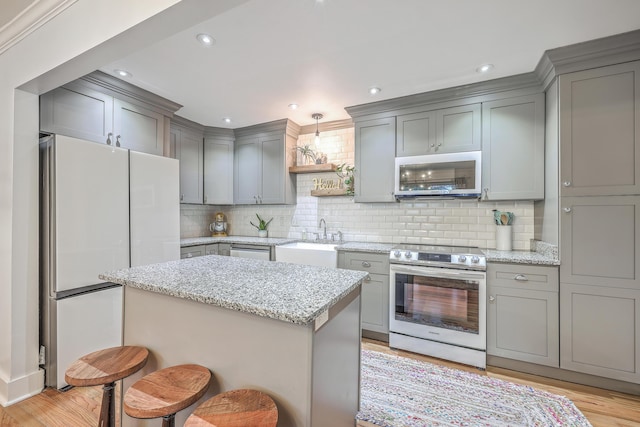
left=389, top=244, right=486, bottom=270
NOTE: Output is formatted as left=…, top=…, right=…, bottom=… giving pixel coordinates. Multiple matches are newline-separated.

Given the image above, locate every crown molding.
left=299, top=118, right=353, bottom=135
left=171, top=115, right=205, bottom=132
left=234, top=118, right=301, bottom=139
left=204, top=126, right=235, bottom=140
left=0, top=0, right=77, bottom=55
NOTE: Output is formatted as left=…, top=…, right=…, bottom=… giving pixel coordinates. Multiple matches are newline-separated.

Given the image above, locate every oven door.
left=389, top=263, right=486, bottom=350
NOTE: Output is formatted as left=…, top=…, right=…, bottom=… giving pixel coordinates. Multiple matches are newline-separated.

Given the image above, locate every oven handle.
left=390, top=264, right=486, bottom=281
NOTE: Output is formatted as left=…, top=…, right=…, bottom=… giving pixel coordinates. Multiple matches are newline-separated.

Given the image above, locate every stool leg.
left=161, top=413, right=175, bottom=427
left=98, top=381, right=116, bottom=427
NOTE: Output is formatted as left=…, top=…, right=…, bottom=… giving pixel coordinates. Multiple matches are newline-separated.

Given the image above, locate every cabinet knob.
left=563, top=181, right=571, bottom=187
left=186, top=253, right=192, bottom=258
left=563, top=207, right=572, bottom=213
left=489, top=295, right=495, bottom=302
left=361, top=261, right=371, bottom=268
left=115, top=135, right=121, bottom=147
left=180, top=194, right=184, bottom=201
left=514, top=274, right=528, bottom=281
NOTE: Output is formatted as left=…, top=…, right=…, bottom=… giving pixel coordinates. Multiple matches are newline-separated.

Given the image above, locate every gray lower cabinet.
left=181, top=245, right=205, bottom=259
left=482, top=93, right=545, bottom=200
left=560, top=283, right=640, bottom=383
left=338, top=251, right=389, bottom=338
left=204, top=131, right=234, bottom=205
left=354, top=117, right=396, bottom=202
left=171, top=121, right=204, bottom=204
left=396, top=104, right=481, bottom=157
left=559, top=60, right=640, bottom=197
left=487, top=263, right=559, bottom=367
left=40, top=75, right=174, bottom=156
left=234, top=119, right=297, bottom=205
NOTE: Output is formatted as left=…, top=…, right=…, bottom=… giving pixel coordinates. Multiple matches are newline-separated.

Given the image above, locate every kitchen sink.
left=275, top=242, right=337, bottom=267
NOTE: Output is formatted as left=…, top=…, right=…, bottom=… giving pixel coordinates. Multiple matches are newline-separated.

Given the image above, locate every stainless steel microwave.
left=394, top=151, right=482, bottom=199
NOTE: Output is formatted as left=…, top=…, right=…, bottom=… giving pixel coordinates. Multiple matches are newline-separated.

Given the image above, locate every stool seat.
left=124, top=364, right=211, bottom=420
left=184, top=389, right=278, bottom=427
left=65, top=345, right=149, bottom=387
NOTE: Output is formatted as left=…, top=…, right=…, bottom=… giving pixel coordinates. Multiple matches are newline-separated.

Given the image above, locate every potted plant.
left=250, top=213, right=272, bottom=237
left=336, top=163, right=355, bottom=196
left=295, top=145, right=318, bottom=165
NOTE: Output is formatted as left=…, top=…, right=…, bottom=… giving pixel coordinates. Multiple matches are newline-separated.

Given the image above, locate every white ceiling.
left=100, top=0, right=640, bottom=128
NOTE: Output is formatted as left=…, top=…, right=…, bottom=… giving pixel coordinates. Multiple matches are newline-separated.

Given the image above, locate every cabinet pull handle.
left=106, top=133, right=113, bottom=145
left=489, top=295, right=495, bottom=302
left=483, top=188, right=489, bottom=200
left=115, top=135, right=121, bottom=147
left=563, top=207, right=572, bottom=213
left=254, top=195, right=258, bottom=204
left=364, top=276, right=371, bottom=282
left=563, top=181, right=571, bottom=187
left=180, top=194, right=184, bottom=201
left=361, top=261, right=371, bottom=268
left=186, top=253, right=192, bottom=258
left=514, top=274, right=528, bottom=281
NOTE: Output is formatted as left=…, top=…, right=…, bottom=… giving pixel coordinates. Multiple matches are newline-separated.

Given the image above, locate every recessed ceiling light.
left=288, top=103, right=299, bottom=110
left=369, top=87, right=381, bottom=95
left=114, top=69, right=132, bottom=78
left=476, top=64, right=494, bottom=73
left=223, top=117, right=232, bottom=124
left=196, top=33, right=215, bottom=46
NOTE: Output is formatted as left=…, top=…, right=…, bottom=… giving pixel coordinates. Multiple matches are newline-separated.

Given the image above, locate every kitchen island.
left=100, top=255, right=367, bottom=427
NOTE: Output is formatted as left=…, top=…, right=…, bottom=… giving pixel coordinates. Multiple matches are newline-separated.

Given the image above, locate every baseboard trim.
left=0, top=368, right=44, bottom=407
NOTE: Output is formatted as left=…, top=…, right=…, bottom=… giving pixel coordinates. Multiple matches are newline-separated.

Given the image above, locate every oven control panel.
left=390, top=249, right=486, bottom=269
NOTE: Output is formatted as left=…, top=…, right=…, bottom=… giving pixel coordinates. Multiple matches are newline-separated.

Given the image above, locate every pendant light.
left=312, top=113, right=323, bottom=146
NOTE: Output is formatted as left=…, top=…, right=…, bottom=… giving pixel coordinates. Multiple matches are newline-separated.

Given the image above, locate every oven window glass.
left=398, top=160, right=476, bottom=192
left=395, top=273, right=479, bottom=334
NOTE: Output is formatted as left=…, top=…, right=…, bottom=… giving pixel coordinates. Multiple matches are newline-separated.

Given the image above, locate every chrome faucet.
left=319, top=218, right=327, bottom=240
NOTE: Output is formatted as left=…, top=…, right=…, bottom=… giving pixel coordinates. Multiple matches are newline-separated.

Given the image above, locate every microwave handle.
left=390, top=264, right=485, bottom=281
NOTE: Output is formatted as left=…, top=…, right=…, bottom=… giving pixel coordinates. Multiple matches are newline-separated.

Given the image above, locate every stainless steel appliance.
left=40, top=134, right=180, bottom=388
left=394, top=151, right=482, bottom=199
left=230, top=244, right=271, bottom=260
left=389, top=244, right=487, bottom=368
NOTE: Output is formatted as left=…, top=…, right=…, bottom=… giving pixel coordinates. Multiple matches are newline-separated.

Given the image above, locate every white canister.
left=496, top=226, right=512, bottom=251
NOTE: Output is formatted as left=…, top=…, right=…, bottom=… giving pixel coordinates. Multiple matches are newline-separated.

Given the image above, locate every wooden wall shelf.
left=289, top=164, right=337, bottom=174
left=311, top=188, right=349, bottom=197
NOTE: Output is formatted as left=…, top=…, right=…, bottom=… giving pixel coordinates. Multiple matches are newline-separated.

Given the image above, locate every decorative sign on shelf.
left=310, top=177, right=348, bottom=197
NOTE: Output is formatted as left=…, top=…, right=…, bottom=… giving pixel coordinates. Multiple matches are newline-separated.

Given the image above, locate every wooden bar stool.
left=124, top=364, right=211, bottom=427
left=184, top=389, right=278, bottom=427
left=65, top=345, right=149, bottom=427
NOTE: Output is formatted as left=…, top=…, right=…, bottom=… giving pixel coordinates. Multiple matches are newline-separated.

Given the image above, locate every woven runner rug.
left=358, top=350, right=592, bottom=427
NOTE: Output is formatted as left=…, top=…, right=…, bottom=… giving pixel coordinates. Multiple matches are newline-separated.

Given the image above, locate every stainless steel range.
left=389, top=244, right=487, bottom=369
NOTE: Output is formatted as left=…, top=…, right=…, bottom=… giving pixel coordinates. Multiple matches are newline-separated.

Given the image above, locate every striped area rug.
left=358, top=350, right=592, bottom=427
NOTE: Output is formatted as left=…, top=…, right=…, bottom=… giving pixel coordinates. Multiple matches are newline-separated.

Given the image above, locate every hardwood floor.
left=2, top=340, right=639, bottom=426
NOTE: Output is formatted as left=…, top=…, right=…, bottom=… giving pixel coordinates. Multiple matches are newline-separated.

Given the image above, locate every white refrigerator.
left=40, top=134, right=180, bottom=388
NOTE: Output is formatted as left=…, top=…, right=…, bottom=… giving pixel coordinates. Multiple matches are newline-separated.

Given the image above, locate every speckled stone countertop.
left=483, top=242, right=559, bottom=266
left=181, top=236, right=297, bottom=247
left=335, top=242, right=395, bottom=254
left=100, top=255, right=368, bottom=326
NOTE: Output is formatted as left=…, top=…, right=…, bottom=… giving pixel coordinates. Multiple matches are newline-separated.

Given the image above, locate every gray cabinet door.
left=234, top=138, right=261, bottom=204
left=560, top=196, right=640, bottom=290
left=113, top=99, right=165, bottom=156
left=487, top=263, right=559, bottom=367
left=396, top=111, right=436, bottom=156
left=559, top=61, right=640, bottom=196
left=260, top=136, right=285, bottom=204
left=482, top=94, right=545, bottom=200
left=436, top=104, right=481, bottom=153
left=355, top=117, right=396, bottom=202
left=204, top=137, right=233, bottom=205
left=173, top=127, right=203, bottom=204
left=40, top=83, right=114, bottom=144
left=560, top=282, right=640, bottom=383
left=180, top=245, right=204, bottom=259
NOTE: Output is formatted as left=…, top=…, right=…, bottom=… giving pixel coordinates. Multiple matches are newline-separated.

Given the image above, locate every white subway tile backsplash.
left=180, top=126, right=535, bottom=249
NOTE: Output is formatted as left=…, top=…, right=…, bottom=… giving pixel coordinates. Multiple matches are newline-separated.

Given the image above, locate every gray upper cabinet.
left=203, top=130, right=234, bottom=205
left=40, top=72, right=180, bottom=156
left=354, top=117, right=396, bottom=202
left=171, top=121, right=204, bottom=204
left=482, top=94, right=545, bottom=200
left=395, top=104, right=480, bottom=156
left=233, top=119, right=298, bottom=205
left=113, top=99, right=165, bottom=156
left=487, top=263, right=559, bottom=368
left=559, top=61, right=640, bottom=196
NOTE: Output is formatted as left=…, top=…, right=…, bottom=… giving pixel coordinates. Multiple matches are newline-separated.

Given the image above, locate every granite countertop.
left=181, top=236, right=297, bottom=247
left=100, top=256, right=368, bottom=326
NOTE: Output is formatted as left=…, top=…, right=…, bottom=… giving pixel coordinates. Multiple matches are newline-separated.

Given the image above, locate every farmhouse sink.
left=275, top=242, right=338, bottom=267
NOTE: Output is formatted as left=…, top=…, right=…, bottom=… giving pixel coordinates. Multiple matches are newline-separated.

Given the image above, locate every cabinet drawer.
left=339, top=252, right=389, bottom=275
left=205, top=244, right=218, bottom=255
left=181, top=245, right=204, bottom=259
left=487, top=263, right=558, bottom=292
